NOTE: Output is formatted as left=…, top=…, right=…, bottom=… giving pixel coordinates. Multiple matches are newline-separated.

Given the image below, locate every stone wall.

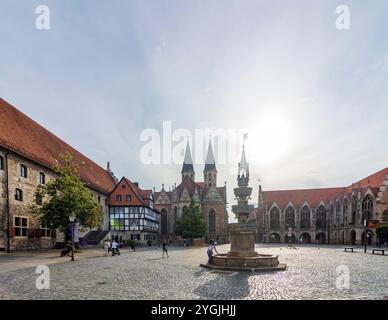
left=0, top=149, right=110, bottom=251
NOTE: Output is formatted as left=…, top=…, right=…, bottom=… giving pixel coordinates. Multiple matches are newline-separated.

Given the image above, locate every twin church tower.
left=154, top=140, right=228, bottom=243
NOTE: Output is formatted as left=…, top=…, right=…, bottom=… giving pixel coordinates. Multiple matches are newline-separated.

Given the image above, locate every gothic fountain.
left=201, top=143, right=286, bottom=272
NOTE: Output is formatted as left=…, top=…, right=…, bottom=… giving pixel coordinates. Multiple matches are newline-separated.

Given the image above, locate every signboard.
left=367, top=220, right=379, bottom=229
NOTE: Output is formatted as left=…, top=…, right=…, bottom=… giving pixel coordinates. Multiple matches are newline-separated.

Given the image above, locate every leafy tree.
left=32, top=152, right=103, bottom=237
left=176, top=199, right=206, bottom=240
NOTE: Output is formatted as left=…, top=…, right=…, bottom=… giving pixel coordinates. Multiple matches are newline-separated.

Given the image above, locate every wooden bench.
left=372, top=249, right=385, bottom=255
left=344, top=247, right=354, bottom=252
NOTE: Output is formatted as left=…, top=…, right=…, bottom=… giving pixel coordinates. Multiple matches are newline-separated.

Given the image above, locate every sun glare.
left=247, top=112, right=293, bottom=164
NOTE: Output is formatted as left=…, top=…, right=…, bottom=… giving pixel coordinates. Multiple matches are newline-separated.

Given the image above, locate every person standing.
left=162, top=241, right=169, bottom=258
left=207, top=240, right=219, bottom=264
left=111, top=239, right=120, bottom=256
left=103, top=239, right=110, bottom=257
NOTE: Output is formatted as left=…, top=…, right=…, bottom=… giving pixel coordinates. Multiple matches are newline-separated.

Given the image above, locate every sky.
left=1, top=1, right=388, bottom=219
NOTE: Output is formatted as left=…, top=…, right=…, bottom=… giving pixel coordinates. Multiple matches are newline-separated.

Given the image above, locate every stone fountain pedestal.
left=200, top=143, right=286, bottom=272
left=206, top=222, right=286, bottom=271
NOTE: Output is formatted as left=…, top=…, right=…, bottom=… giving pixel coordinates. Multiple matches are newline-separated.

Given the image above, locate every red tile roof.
left=263, top=187, right=346, bottom=208
left=263, top=167, right=388, bottom=208
left=0, top=98, right=115, bottom=194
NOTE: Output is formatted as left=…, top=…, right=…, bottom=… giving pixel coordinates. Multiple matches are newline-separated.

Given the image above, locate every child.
left=111, top=239, right=120, bottom=256
left=103, top=240, right=110, bottom=257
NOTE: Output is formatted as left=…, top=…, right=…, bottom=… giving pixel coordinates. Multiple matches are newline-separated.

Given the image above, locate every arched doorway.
left=285, top=233, right=296, bottom=243
left=161, top=209, right=168, bottom=236
left=362, top=230, right=373, bottom=246
left=350, top=230, right=356, bottom=245
left=269, top=233, right=281, bottom=243
left=299, top=232, right=311, bottom=244
left=316, top=232, right=326, bottom=244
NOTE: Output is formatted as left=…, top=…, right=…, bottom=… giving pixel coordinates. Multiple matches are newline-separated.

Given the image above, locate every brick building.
left=250, top=169, right=388, bottom=245
left=154, top=141, right=229, bottom=243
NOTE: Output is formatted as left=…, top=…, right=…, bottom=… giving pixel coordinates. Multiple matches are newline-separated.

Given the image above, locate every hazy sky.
left=1, top=1, right=388, bottom=216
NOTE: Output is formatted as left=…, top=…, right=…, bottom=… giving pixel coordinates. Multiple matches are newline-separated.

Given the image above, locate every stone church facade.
left=154, top=141, right=229, bottom=243
left=250, top=168, right=388, bottom=246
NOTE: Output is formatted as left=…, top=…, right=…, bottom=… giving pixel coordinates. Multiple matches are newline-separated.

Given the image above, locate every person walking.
left=207, top=240, right=219, bottom=265
left=111, top=239, right=120, bottom=256
left=162, top=240, right=169, bottom=258
left=103, top=239, right=110, bottom=257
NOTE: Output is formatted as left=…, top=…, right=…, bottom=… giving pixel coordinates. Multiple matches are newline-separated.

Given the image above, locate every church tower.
left=181, top=141, right=195, bottom=181
left=204, top=140, right=217, bottom=187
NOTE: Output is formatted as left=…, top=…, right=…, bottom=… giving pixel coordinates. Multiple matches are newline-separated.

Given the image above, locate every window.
left=383, top=210, right=388, bottom=222
left=20, top=164, right=28, bottom=178
left=285, top=206, right=295, bottom=228
left=105, top=198, right=108, bottom=206
left=15, top=188, right=23, bottom=201
left=351, top=195, right=357, bottom=224
left=362, top=195, right=373, bottom=221
left=0, top=156, right=4, bottom=170
left=41, top=225, right=51, bottom=238
left=161, top=209, right=168, bottom=235
left=14, top=216, right=28, bottom=237
left=126, top=195, right=132, bottom=202
left=270, top=207, right=280, bottom=229
left=316, top=205, right=326, bottom=229
left=116, top=195, right=122, bottom=202
left=98, top=196, right=101, bottom=202
left=36, top=194, right=42, bottom=205
left=209, top=209, right=216, bottom=233
left=122, top=184, right=126, bottom=189
left=39, top=172, right=46, bottom=185
left=300, top=206, right=310, bottom=229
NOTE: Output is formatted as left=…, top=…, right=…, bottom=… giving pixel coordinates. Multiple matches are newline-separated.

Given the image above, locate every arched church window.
left=300, top=206, right=310, bottom=229
left=351, top=195, right=357, bottom=224
left=161, top=209, right=168, bottom=235
left=209, top=209, right=216, bottom=233
left=285, top=206, right=295, bottom=228
left=316, top=205, right=326, bottom=229
left=362, top=194, right=373, bottom=221
left=270, top=207, right=280, bottom=229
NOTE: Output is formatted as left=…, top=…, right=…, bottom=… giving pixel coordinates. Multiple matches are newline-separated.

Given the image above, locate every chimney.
left=133, top=182, right=139, bottom=188
left=107, top=161, right=110, bottom=170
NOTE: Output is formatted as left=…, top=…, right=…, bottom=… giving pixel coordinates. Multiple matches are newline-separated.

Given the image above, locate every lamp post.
left=69, top=213, right=76, bottom=261
left=364, top=219, right=367, bottom=253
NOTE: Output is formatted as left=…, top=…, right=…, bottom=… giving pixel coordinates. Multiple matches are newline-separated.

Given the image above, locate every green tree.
left=176, top=199, right=206, bottom=240
left=32, top=152, right=103, bottom=236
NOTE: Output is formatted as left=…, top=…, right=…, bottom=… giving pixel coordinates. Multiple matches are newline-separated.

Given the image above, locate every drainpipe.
left=5, top=150, right=10, bottom=253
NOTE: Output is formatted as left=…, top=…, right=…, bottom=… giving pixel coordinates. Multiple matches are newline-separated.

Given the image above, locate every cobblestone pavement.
left=0, top=244, right=387, bottom=300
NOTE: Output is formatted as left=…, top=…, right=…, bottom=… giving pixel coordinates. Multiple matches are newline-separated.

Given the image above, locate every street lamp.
left=364, top=219, right=367, bottom=253
left=69, top=213, right=76, bottom=261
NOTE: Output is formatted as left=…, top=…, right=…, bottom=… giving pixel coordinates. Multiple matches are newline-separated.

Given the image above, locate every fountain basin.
left=200, top=254, right=287, bottom=272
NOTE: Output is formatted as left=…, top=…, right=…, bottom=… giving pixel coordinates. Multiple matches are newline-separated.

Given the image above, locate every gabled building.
left=154, top=141, right=228, bottom=243
left=0, top=98, right=116, bottom=251
left=108, top=177, right=160, bottom=244
left=251, top=168, right=388, bottom=245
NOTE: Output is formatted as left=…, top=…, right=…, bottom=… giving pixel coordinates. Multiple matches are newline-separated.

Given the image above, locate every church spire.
left=204, top=139, right=217, bottom=187
left=181, top=139, right=195, bottom=181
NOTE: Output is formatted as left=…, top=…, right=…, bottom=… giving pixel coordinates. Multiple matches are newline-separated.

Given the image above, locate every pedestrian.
left=207, top=240, right=219, bottom=265
left=103, top=239, right=110, bottom=257
left=162, top=240, right=169, bottom=258
left=111, top=239, right=120, bottom=256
